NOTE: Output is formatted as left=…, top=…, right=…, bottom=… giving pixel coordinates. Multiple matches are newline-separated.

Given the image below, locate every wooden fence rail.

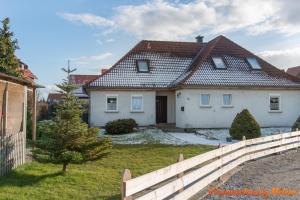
left=121, top=129, right=300, bottom=200
left=0, top=131, right=25, bottom=176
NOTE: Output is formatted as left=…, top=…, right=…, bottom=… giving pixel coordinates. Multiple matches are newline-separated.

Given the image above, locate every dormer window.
left=136, top=60, right=150, bottom=72
left=212, top=57, right=226, bottom=69
left=246, top=57, right=261, bottom=70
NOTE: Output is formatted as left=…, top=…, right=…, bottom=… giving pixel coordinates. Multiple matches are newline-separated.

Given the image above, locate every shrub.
left=105, top=119, right=137, bottom=135
left=230, top=109, right=261, bottom=140
left=292, top=116, right=300, bottom=131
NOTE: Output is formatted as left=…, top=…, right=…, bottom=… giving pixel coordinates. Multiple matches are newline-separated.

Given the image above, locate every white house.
left=85, top=36, right=300, bottom=128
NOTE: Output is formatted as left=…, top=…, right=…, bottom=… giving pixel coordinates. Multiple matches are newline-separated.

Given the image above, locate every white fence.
left=0, top=132, right=26, bottom=176
left=121, top=130, right=300, bottom=200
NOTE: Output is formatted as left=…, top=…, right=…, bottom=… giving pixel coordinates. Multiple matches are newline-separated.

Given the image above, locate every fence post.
left=217, top=143, right=222, bottom=182
left=242, top=136, right=246, bottom=163
left=278, top=131, right=282, bottom=155
left=121, top=169, right=132, bottom=200
left=177, top=153, right=184, bottom=192
left=296, top=128, right=299, bottom=152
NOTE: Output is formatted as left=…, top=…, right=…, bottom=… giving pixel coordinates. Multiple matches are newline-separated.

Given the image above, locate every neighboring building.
left=287, top=66, right=300, bottom=78
left=20, top=62, right=38, bottom=81
left=47, top=93, right=65, bottom=104
left=70, top=74, right=99, bottom=99
left=85, top=35, right=300, bottom=128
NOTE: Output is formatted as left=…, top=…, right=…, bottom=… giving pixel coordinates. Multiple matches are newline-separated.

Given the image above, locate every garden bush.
left=229, top=109, right=261, bottom=140
left=292, top=116, right=300, bottom=131
left=105, top=119, right=137, bottom=135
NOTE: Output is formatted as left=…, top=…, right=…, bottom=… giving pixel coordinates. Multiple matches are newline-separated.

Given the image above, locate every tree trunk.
left=62, top=163, right=68, bottom=174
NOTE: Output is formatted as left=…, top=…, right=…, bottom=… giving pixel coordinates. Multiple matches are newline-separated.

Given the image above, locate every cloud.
left=59, top=13, right=114, bottom=26
left=106, top=38, right=115, bottom=42
left=70, top=52, right=113, bottom=73
left=59, top=0, right=300, bottom=40
left=71, top=52, right=112, bottom=64
left=259, top=47, right=300, bottom=69
left=37, top=84, right=60, bottom=100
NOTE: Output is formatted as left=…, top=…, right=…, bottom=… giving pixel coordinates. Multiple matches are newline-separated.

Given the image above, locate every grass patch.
left=0, top=144, right=214, bottom=200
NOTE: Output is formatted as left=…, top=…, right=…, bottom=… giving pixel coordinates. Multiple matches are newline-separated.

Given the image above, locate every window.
left=269, top=95, right=281, bottom=112
left=246, top=57, right=261, bottom=70
left=200, top=94, right=211, bottom=107
left=131, top=95, right=143, bottom=112
left=106, top=95, right=118, bottom=112
left=136, top=60, right=149, bottom=72
left=212, top=57, right=226, bottom=69
left=223, top=94, right=232, bottom=107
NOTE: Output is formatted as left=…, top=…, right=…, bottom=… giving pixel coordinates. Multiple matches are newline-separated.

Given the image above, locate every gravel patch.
left=100, top=127, right=292, bottom=146
left=203, top=150, right=300, bottom=200
left=101, top=128, right=188, bottom=145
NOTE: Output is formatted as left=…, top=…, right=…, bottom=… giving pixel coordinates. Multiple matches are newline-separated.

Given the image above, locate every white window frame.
left=212, top=56, right=227, bottom=69
left=131, top=95, right=144, bottom=112
left=199, top=94, right=211, bottom=108
left=269, top=94, right=281, bottom=112
left=246, top=57, right=261, bottom=70
left=106, top=94, right=118, bottom=112
left=136, top=60, right=150, bottom=72
left=222, top=94, right=233, bottom=107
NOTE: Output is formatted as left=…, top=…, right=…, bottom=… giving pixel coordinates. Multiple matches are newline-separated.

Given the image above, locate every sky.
left=1, top=0, right=300, bottom=98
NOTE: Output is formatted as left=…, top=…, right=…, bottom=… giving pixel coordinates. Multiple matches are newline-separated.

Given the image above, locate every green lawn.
left=0, top=144, right=214, bottom=200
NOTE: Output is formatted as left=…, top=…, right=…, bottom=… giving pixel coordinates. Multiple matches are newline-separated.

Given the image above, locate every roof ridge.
left=141, top=39, right=205, bottom=44
left=176, top=35, right=223, bottom=86
left=288, top=66, right=300, bottom=70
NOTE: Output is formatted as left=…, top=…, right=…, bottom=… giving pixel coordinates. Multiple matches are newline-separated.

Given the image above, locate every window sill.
left=105, top=110, right=119, bottom=113
left=130, top=111, right=144, bottom=113
left=200, top=105, right=212, bottom=108
left=269, top=110, right=282, bottom=113
left=222, top=105, right=233, bottom=108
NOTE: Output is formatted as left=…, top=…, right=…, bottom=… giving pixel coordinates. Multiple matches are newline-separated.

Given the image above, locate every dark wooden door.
left=156, top=96, right=167, bottom=123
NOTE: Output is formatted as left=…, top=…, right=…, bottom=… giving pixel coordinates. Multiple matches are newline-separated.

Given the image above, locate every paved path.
left=204, top=150, right=300, bottom=200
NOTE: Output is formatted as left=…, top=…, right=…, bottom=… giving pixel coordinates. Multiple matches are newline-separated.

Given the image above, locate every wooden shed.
left=0, top=72, right=37, bottom=175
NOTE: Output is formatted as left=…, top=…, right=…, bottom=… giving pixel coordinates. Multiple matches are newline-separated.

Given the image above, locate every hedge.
left=105, top=119, right=137, bottom=135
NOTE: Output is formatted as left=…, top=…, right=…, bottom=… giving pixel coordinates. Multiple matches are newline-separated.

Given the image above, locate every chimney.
left=195, top=35, right=204, bottom=43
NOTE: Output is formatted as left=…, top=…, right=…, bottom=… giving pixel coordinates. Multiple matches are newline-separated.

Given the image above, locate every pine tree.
left=34, top=66, right=112, bottom=173
left=0, top=17, right=21, bottom=77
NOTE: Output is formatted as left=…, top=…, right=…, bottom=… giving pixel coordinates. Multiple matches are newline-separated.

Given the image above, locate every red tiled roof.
left=179, top=35, right=300, bottom=85
left=47, top=93, right=65, bottom=102
left=287, top=66, right=300, bottom=77
left=70, top=74, right=100, bottom=85
left=21, top=68, right=37, bottom=80
left=87, top=35, right=300, bottom=89
left=18, top=62, right=37, bottom=81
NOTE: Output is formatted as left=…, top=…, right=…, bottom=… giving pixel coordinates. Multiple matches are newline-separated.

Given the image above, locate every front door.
left=156, top=96, right=167, bottom=123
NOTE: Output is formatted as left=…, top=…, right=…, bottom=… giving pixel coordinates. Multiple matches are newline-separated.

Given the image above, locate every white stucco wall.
left=156, top=91, right=176, bottom=123
left=176, top=89, right=300, bottom=128
left=89, top=90, right=156, bottom=127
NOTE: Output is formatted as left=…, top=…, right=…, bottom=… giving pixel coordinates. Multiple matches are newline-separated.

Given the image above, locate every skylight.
left=136, top=60, right=149, bottom=72
left=212, top=57, right=226, bottom=69
left=247, top=58, right=261, bottom=70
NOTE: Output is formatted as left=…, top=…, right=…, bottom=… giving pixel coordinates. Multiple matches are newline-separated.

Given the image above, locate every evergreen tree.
left=0, top=17, right=21, bottom=77
left=230, top=109, right=261, bottom=140
left=34, top=66, right=112, bottom=173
